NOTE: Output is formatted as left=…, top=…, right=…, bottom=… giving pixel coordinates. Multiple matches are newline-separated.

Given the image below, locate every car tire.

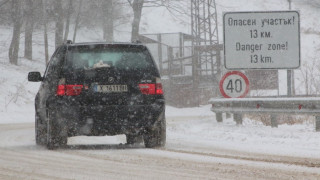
left=126, top=134, right=143, bottom=145
left=144, top=114, right=166, bottom=148
left=46, top=109, right=68, bottom=150
left=35, top=112, right=47, bottom=146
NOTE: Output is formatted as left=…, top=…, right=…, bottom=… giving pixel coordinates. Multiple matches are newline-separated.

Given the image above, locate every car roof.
left=66, top=42, right=145, bottom=47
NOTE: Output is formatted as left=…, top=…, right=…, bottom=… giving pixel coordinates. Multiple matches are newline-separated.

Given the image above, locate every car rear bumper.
left=53, top=99, right=165, bottom=136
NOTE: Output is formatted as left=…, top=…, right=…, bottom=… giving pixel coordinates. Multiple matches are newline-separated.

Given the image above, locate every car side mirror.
left=28, top=72, right=43, bottom=82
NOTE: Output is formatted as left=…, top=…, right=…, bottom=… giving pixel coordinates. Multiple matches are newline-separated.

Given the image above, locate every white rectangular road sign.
left=223, top=11, right=300, bottom=69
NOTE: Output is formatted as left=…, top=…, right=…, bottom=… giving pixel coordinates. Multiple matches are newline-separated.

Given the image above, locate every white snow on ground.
left=167, top=108, right=320, bottom=159
left=0, top=0, right=320, bottom=165
left=0, top=61, right=42, bottom=124
left=140, top=149, right=320, bottom=175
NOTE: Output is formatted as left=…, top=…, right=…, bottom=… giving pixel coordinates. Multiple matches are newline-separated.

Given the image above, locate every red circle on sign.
left=219, top=71, right=250, bottom=98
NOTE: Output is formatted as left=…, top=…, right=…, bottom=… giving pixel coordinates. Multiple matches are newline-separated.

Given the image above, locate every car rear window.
left=65, top=45, right=154, bottom=70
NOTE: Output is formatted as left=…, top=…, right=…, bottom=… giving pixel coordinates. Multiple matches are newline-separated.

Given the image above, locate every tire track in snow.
left=160, top=147, right=320, bottom=168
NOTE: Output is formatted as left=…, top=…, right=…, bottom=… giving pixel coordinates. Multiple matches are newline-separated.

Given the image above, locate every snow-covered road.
left=0, top=117, right=319, bottom=180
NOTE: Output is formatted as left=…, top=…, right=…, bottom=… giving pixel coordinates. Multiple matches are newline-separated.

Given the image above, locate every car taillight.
left=139, top=77, right=163, bottom=95
left=56, top=78, right=83, bottom=96
left=139, top=84, right=156, bottom=94
left=56, top=85, right=66, bottom=96
left=56, top=85, right=83, bottom=96
left=155, top=83, right=163, bottom=95
left=66, top=85, right=83, bottom=96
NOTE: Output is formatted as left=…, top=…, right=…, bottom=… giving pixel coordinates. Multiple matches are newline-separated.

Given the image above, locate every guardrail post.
left=234, top=113, right=243, bottom=125
left=216, top=112, right=223, bottom=122
left=226, top=113, right=231, bottom=119
left=271, top=114, right=278, bottom=128
left=316, top=116, right=320, bottom=132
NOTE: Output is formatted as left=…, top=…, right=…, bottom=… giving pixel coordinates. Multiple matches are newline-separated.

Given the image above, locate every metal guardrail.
left=209, top=97, right=320, bottom=131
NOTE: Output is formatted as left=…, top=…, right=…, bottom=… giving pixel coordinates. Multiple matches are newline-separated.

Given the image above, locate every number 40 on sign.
left=219, top=71, right=250, bottom=98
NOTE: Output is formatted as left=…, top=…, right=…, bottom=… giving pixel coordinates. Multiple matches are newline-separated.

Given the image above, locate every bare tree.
left=54, top=0, right=64, bottom=48
left=24, top=0, right=34, bottom=60
left=102, top=0, right=114, bottom=42
left=128, top=0, right=144, bottom=42
left=127, top=0, right=188, bottom=42
left=297, top=60, right=320, bottom=95
left=73, top=0, right=82, bottom=42
left=8, top=0, right=22, bottom=65
left=64, top=0, right=73, bottom=41
left=296, top=0, right=320, bottom=7
left=41, top=0, right=49, bottom=64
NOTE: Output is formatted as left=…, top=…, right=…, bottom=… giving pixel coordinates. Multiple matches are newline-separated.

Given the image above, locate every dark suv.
left=28, top=41, right=166, bottom=149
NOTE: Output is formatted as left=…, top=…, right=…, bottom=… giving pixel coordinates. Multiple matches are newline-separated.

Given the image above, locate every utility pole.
left=288, top=0, right=292, bottom=9
left=287, top=0, right=292, bottom=96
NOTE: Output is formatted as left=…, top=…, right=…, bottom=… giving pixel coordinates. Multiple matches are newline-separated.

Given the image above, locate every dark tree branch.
left=0, top=0, right=10, bottom=8
left=127, top=0, right=133, bottom=7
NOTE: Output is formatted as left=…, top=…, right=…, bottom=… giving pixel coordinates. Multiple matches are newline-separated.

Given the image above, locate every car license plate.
left=94, top=85, right=128, bottom=93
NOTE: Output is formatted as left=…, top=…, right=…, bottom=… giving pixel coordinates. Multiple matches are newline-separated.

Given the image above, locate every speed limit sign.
left=219, top=71, right=250, bottom=98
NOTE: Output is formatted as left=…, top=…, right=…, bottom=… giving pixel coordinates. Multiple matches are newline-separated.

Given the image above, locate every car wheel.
left=144, top=115, right=166, bottom=148
left=35, top=112, right=47, bottom=145
left=46, top=109, right=68, bottom=150
left=126, top=134, right=143, bottom=145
